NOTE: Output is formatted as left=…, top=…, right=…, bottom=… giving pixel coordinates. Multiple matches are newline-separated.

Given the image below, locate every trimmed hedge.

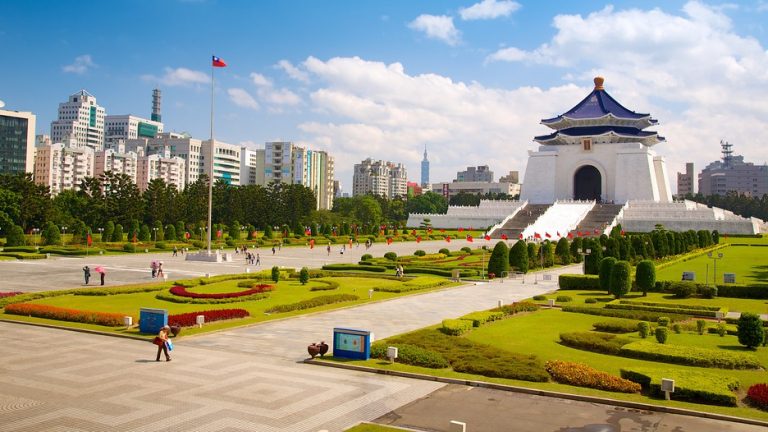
left=716, top=283, right=768, bottom=299
left=493, top=301, right=540, bottom=316
left=321, top=264, right=387, bottom=272
left=604, top=299, right=726, bottom=318
left=5, top=303, right=125, bottom=327
left=74, top=284, right=168, bottom=296
left=170, top=284, right=273, bottom=299
left=1, top=246, right=38, bottom=253
left=592, top=319, right=642, bottom=334
left=545, top=360, right=640, bottom=393
left=555, top=295, right=573, bottom=303
left=404, top=267, right=477, bottom=277
left=459, top=311, right=504, bottom=327
left=558, top=274, right=601, bottom=290
left=309, top=280, right=340, bottom=291
left=265, top=294, right=358, bottom=313
left=620, top=368, right=739, bottom=406
left=620, top=341, right=761, bottom=369
left=370, top=343, right=449, bottom=369
left=156, top=292, right=269, bottom=304
left=374, top=277, right=449, bottom=293
left=559, top=332, right=630, bottom=355
left=441, top=318, right=473, bottom=336
left=561, top=305, right=690, bottom=322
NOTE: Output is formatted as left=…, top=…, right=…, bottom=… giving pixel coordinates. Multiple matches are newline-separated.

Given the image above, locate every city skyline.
left=2, top=0, right=768, bottom=192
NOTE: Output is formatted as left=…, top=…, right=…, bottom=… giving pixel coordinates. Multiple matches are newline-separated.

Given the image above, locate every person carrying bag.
left=153, top=325, right=172, bottom=362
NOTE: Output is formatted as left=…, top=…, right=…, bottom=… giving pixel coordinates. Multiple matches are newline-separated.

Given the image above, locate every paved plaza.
left=0, top=243, right=763, bottom=431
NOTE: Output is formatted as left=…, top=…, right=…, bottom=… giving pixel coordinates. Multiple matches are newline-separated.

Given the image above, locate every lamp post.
left=32, top=228, right=40, bottom=246
left=61, top=226, right=67, bottom=246
left=707, top=252, right=724, bottom=286
left=153, top=227, right=158, bottom=242
left=481, top=246, right=487, bottom=280
left=199, top=227, right=204, bottom=241
left=98, top=227, right=104, bottom=241
left=577, top=247, right=592, bottom=274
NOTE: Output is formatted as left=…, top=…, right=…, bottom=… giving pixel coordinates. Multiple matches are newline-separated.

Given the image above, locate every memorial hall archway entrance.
left=574, top=165, right=602, bottom=201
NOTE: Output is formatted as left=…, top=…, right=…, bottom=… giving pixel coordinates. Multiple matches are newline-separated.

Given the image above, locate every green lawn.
left=1, top=275, right=456, bottom=337
left=344, top=424, right=406, bottom=432
left=535, top=290, right=768, bottom=314
left=723, top=236, right=768, bottom=246
left=655, top=245, right=768, bottom=285
left=328, top=308, right=768, bottom=422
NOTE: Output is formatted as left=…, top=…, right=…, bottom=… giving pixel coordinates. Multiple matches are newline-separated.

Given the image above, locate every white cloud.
left=275, top=60, right=309, bottom=83
left=408, top=14, right=461, bottom=46
left=227, top=88, right=259, bottom=110
left=62, top=54, right=96, bottom=74
left=459, top=0, right=521, bottom=20
left=246, top=72, right=302, bottom=107
left=250, top=72, right=272, bottom=87
left=299, top=56, right=585, bottom=186
left=141, top=67, right=209, bottom=86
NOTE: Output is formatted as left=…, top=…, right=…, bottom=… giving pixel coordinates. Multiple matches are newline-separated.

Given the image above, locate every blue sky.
left=2, top=0, right=768, bottom=193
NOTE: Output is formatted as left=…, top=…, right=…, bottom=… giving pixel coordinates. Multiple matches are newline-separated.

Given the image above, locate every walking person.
left=327, top=244, right=331, bottom=256
left=151, top=261, right=157, bottom=278
left=100, top=269, right=106, bottom=286
left=272, top=246, right=276, bottom=255
left=157, top=261, right=164, bottom=279
left=172, top=246, right=178, bottom=257
left=256, top=253, right=260, bottom=265
left=153, top=325, right=172, bottom=362
left=82, top=265, right=91, bottom=285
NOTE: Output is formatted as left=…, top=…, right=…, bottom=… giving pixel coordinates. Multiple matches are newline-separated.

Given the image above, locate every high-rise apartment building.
left=293, top=147, right=335, bottom=210
left=202, top=139, right=241, bottom=185
left=698, top=141, right=768, bottom=197
left=105, top=115, right=163, bottom=147
left=136, top=153, right=186, bottom=192
left=50, top=90, right=105, bottom=150
left=240, top=147, right=265, bottom=185
left=0, top=109, right=36, bottom=174
left=34, top=138, right=94, bottom=194
left=93, top=143, right=138, bottom=182
left=457, top=165, right=493, bottom=182
left=676, top=162, right=695, bottom=197
left=352, top=158, right=408, bottom=198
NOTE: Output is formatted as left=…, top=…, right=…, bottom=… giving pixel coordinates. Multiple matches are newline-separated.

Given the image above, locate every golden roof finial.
left=594, top=76, right=605, bottom=90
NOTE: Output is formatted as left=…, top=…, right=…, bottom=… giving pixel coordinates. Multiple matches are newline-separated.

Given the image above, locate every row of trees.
left=487, top=225, right=719, bottom=276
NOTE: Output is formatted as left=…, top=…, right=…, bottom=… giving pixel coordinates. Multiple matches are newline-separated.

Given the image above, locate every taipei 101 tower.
left=421, top=145, right=429, bottom=188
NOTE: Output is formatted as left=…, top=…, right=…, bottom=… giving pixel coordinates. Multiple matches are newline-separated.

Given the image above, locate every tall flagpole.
left=207, top=56, right=214, bottom=254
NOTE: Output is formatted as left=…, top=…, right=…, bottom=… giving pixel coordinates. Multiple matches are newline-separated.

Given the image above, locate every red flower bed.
left=0, top=292, right=23, bottom=298
left=168, top=309, right=249, bottom=327
left=4, top=303, right=125, bottom=327
left=170, top=284, right=273, bottom=299
left=748, top=383, right=768, bottom=409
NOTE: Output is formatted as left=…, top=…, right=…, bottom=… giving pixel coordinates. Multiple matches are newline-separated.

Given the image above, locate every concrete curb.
left=305, top=358, right=768, bottom=429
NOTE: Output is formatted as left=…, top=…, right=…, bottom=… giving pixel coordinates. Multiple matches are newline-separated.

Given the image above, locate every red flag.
left=87, top=233, right=92, bottom=246
left=556, top=231, right=560, bottom=237
left=594, top=229, right=600, bottom=235
left=458, top=227, right=464, bottom=232
left=545, top=232, right=551, bottom=238
left=416, top=236, right=421, bottom=243
left=212, top=55, right=227, bottom=67
left=446, top=236, right=451, bottom=243
left=484, top=235, right=490, bottom=241
left=620, top=230, right=626, bottom=236
left=518, top=233, right=523, bottom=240
left=501, top=234, right=508, bottom=240
left=185, top=231, right=191, bottom=239
left=567, top=232, right=573, bottom=239
left=467, top=235, right=473, bottom=243
left=577, top=231, right=582, bottom=237
left=386, top=237, right=393, bottom=245
left=534, top=233, right=541, bottom=239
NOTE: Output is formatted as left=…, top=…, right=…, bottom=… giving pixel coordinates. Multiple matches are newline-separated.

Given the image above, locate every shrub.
left=558, top=274, right=601, bottom=290
left=1, top=246, right=38, bottom=253
left=584, top=298, right=598, bottom=304
left=0, top=291, right=22, bottom=298
left=559, top=332, right=630, bottom=355
left=323, top=264, right=387, bottom=272
left=672, top=323, right=682, bottom=334
left=555, top=295, right=572, bottom=303
left=384, top=252, right=397, bottom=261
left=533, top=295, right=546, bottom=301
left=657, top=317, right=670, bottom=327
left=671, top=281, right=698, bottom=298
left=168, top=309, right=249, bottom=327
left=509, top=240, right=528, bottom=273
left=155, top=242, right=167, bottom=250
left=494, top=301, right=539, bottom=316
left=441, top=319, right=473, bottom=336
left=747, top=383, right=768, bottom=410
left=655, top=327, right=669, bottom=344
left=609, top=260, right=631, bottom=298
left=737, top=312, right=766, bottom=349
left=370, top=343, right=449, bottom=369
left=487, top=241, right=509, bottom=278
left=460, top=247, right=472, bottom=253
left=361, top=253, right=373, bottom=261
left=562, top=305, right=689, bottom=322
left=599, top=257, right=617, bottom=293
left=716, top=283, right=768, bottom=299
left=309, top=280, right=340, bottom=291
left=621, top=368, right=739, bottom=406
left=459, top=311, right=504, bottom=327
left=620, top=341, right=761, bottom=369
left=698, top=285, right=718, bottom=299
left=299, top=267, right=310, bottom=285
left=414, top=249, right=426, bottom=257
left=265, top=294, right=358, bottom=313
left=638, top=322, right=650, bottom=338
left=718, top=322, right=728, bottom=337
left=696, top=320, right=707, bottom=335
left=603, top=300, right=724, bottom=318
left=635, top=260, right=656, bottom=296
left=271, top=266, right=280, bottom=283
left=122, top=243, right=136, bottom=253
left=545, top=361, right=640, bottom=393
left=439, top=248, right=450, bottom=255
left=4, top=303, right=125, bottom=327
left=593, top=319, right=642, bottom=334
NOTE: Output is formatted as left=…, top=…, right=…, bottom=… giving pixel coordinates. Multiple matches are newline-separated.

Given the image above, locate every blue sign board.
left=333, top=327, right=371, bottom=360
left=139, top=308, right=168, bottom=334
